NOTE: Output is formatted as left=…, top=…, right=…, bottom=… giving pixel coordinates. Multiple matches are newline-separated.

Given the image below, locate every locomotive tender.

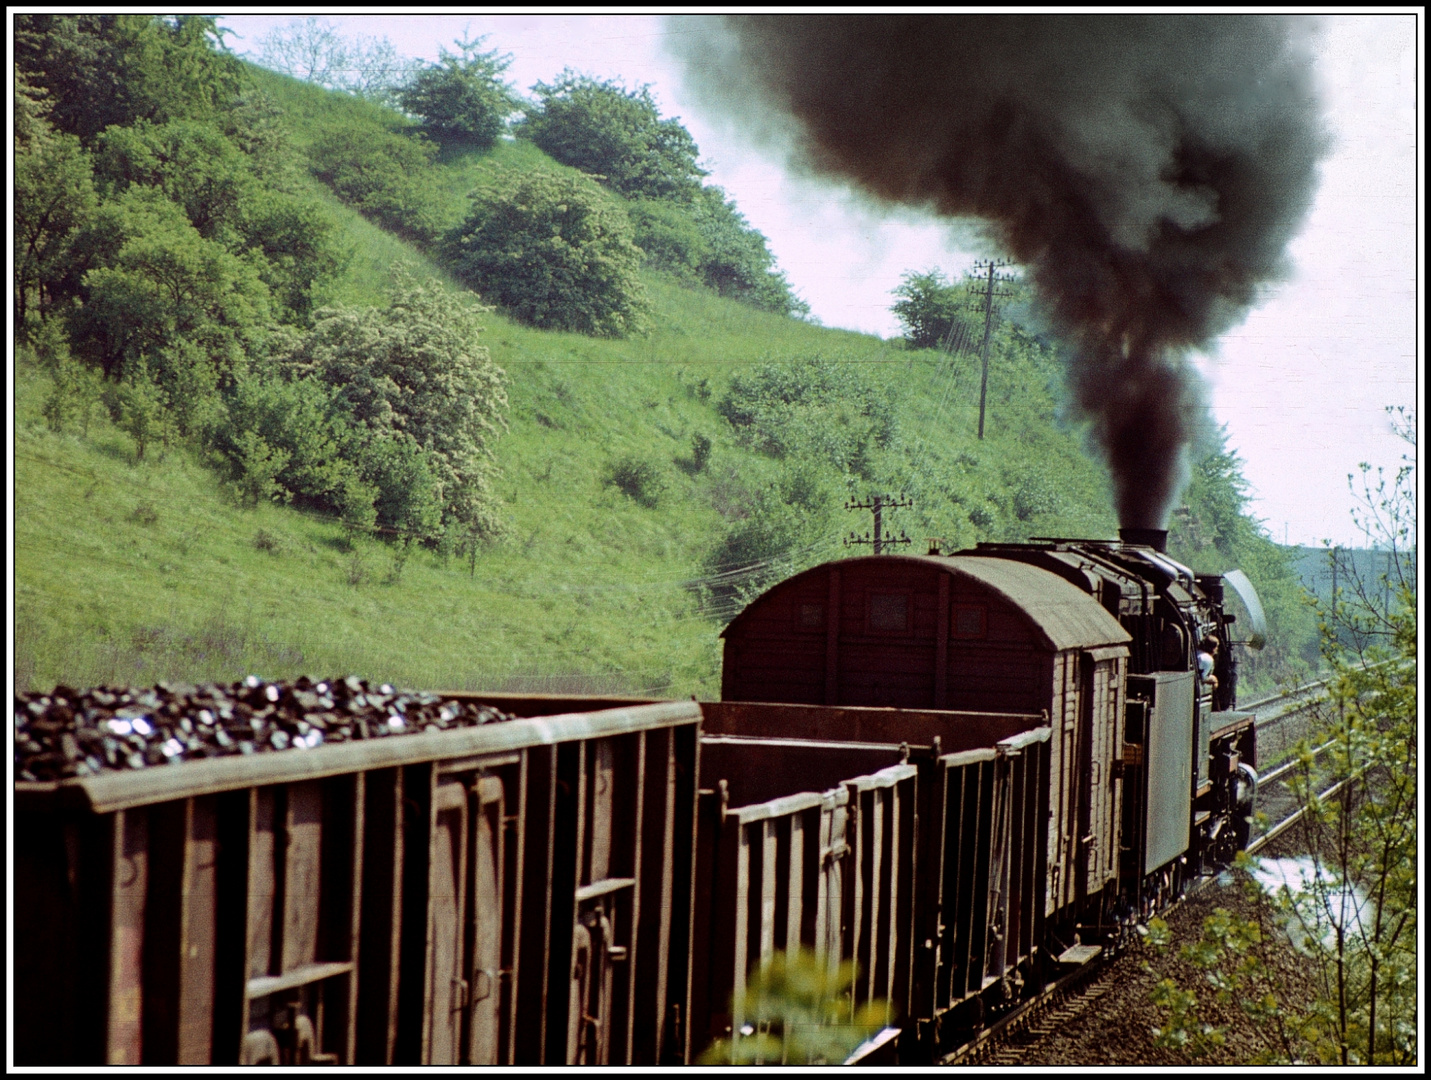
left=15, top=529, right=1263, bottom=1065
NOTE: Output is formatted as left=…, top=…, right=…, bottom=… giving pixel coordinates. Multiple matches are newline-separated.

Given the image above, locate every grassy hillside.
left=27, top=56, right=1316, bottom=697
left=16, top=260, right=1118, bottom=696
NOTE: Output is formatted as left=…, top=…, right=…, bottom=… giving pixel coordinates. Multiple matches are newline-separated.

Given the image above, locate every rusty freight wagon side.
left=14, top=697, right=700, bottom=1067
left=690, top=701, right=1050, bottom=1064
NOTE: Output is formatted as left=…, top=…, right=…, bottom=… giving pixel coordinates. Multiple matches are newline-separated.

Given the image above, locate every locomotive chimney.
left=1119, top=527, right=1168, bottom=553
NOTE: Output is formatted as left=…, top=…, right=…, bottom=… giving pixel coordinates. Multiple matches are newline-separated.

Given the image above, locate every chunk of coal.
left=14, top=677, right=521, bottom=779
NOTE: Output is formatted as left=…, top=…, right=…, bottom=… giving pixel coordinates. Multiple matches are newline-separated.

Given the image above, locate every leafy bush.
left=15, top=15, right=241, bottom=144
left=521, top=71, right=705, bottom=202
left=112, top=360, right=173, bottom=462
left=69, top=188, right=271, bottom=385
left=35, top=321, right=103, bottom=436
left=444, top=169, right=652, bottom=337
left=628, top=190, right=808, bottom=317
left=309, top=123, right=444, bottom=244
left=94, top=120, right=258, bottom=242
left=1009, top=467, right=1062, bottom=522
left=359, top=432, right=444, bottom=539
left=627, top=196, right=708, bottom=284
left=604, top=455, right=666, bottom=508
left=275, top=269, right=508, bottom=537
left=236, top=190, right=350, bottom=320
left=229, top=428, right=289, bottom=506
left=717, top=355, right=895, bottom=478
left=220, top=372, right=366, bottom=514
left=83, top=120, right=343, bottom=324
left=676, top=432, right=713, bottom=475
left=13, top=88, right=98, bottom=331
left=699, top=949, right=888, bottom=1065
left=398, top=36, right=517, bottom=148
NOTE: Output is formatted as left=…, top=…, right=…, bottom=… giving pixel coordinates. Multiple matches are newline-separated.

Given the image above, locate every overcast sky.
left=218, top=11, right=1421, bottom=549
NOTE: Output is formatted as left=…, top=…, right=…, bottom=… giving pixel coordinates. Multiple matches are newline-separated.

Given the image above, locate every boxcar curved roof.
left=722, top=554, right=1131, bottom=653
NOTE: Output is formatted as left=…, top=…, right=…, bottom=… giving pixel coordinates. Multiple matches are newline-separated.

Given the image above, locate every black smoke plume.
left=671, top=15, right=1326, bottom=527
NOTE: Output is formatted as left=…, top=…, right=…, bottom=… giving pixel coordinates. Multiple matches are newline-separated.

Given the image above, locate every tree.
left=276, top=268, right=509, bottom=536
left=15, top=14, right=241, bottom=144
left=14, top=79, right=98, bottom=332
left=443, top=169, right=652, bottom=338
left=891, top=268, right=972, bottom=349
left=94, top=120, right=258, bottom=242
left=70, top=188, right=271, bottom=385
left=1145, top=408, right=1417, bottom=1065
left=249, top=17, right=420, bottom=108
left=521, top=71, right=706, bottom=202
left=251, top=16, right=350, bottom=89
left=398, top=35, right=517, bottom=148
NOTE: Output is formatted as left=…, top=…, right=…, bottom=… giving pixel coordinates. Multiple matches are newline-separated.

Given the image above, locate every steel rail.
left=939, top=959, right=1108, bottom=1065
left=1247, top=767, right=1361, bottom=855
left=1258, top=737, right=1337, bottom=787
left=1244, top=657, right=1396, bottom=720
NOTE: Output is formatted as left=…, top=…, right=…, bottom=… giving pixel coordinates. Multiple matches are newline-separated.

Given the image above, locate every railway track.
left=944, top=676, right=1344, bottom=1067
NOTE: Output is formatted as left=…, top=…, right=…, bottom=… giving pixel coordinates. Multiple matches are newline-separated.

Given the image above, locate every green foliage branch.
left=1144, top=409, right=1417, bottom=1065
left=699, top=948, right=889, bottom=1065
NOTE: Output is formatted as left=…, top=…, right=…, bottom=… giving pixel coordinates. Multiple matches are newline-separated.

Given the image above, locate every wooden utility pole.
left=968, top=260, right=1017, bottom=440
left=845, top=493, right=913, bottom=555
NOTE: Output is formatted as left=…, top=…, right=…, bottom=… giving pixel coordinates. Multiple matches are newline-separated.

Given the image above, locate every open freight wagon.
left=17, top=691, right=1056, bottom=1065
left=690, top=701, right=1052, bottom=1064
left=14, top=695, right=700, bottom=1066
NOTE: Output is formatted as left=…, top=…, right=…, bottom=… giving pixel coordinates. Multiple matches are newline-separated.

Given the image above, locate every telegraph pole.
left=845, top=493, right=913, bottom=555
left=967, top=260, right=1018, bottom=440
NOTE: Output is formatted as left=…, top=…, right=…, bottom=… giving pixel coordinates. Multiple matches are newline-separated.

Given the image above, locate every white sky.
left=218, top=11, right=1422, bottom=549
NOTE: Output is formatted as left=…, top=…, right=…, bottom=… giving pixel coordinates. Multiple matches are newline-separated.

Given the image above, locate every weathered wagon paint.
left=15, top=697, right=700, bottom=1067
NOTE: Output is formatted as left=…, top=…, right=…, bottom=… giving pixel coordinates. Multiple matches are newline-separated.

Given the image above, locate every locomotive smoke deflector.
left=1222, top=569, right=1268, bottom=650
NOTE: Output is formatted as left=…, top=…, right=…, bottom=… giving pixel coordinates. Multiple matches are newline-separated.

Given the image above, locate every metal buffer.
left=966, top=260, right=1018, bottom=440
left=845, top=493, right=913, bottom=555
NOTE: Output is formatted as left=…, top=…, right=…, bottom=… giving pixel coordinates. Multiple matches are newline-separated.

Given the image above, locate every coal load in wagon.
left=14, top=675, right=517, bottom=781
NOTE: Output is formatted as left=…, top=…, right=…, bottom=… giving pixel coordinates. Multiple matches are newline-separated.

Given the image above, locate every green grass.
left=15, top=62, right=1127, bottom=695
